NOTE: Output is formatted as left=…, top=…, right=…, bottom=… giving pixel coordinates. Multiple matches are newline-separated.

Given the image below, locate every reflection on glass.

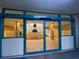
left=26, top=20, right=44, bottom=52
left=4, top=18, right=23, bottom=37
left=46, top=22, right=59, bottom=50
left=61, top=21, right=71, bottom=35
left=27, top=12, right=58, bottom=16
left=5, top=10, right=23, bottom=14
left=61, top=15, right=71, bottom=18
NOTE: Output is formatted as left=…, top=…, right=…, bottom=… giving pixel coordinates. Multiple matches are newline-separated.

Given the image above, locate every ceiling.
left=1, top=0, right=79, bottom=14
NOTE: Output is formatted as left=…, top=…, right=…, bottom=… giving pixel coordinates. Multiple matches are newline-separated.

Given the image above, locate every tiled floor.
left=3, top=49, right=79, bottom=59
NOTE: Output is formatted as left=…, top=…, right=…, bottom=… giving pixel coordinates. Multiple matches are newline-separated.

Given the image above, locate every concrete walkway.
left=13, top=49, right=79, bottom=59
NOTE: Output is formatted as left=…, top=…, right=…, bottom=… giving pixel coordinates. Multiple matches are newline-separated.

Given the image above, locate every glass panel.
left=46, top=22, right=59, bottom=50
left=61, top=15, right=71, bottom=18
left=27, top=12, right=58, bottom=16
left=4, top=18, right=23, bottom=37
left=61, top=21, right=71, bottom=36
left=5, top=10, right=23, bottom=14
left=26, top=20, right=44, bottom=52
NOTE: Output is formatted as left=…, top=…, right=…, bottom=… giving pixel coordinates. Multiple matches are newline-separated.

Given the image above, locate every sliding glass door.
left=45, top=22, right=59, bottom=50
left=26, top=20, right=44, bottom=52
left=26, top=20, right=60, bottom=52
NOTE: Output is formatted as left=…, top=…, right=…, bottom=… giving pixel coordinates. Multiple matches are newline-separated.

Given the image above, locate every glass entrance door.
left=26, top=20, right=60, bottom=53
left=26, top=20, right=44, bottom=52
left=45, top=22, right=59, bottom=50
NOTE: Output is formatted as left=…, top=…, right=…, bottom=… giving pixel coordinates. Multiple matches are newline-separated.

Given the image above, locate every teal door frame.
left=25, top=19, right=61, bottom=55
left=0, top=13, right=76, bottom=57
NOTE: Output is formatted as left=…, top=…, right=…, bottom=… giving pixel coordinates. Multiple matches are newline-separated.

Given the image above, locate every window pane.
left=26, top=20, right=44, bottom=52
left=4, top=18, right=23, bottom=37
left=46, top=22, right=59, bottom=50
left=61, top=15, right=71, bottom=18
left=61, top=21, right=71, bottom=36
left=5, top=10, right=23, bottom=14
left=27, top=12, right=58, bottom=16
